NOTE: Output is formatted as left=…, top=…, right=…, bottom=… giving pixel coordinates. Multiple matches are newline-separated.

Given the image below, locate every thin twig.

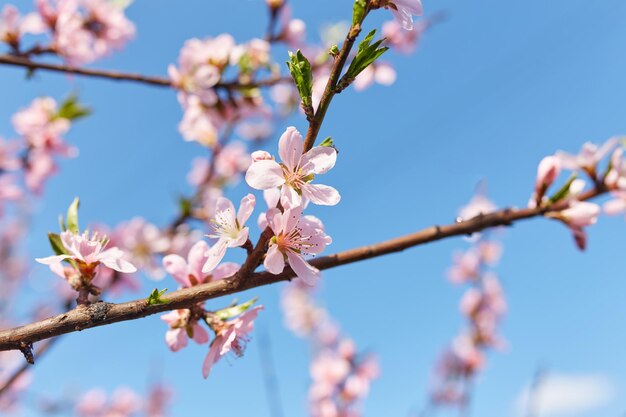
left=0, top=54, right=289, bottom=90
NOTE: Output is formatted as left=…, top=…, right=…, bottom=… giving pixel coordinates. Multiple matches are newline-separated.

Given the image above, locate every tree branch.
left=0, top=187, right=604, bottom=352
left=0, top=54, right=289, bottom=90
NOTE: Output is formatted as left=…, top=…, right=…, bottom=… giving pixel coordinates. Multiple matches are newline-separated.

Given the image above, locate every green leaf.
left=320, top=137, right=334, bottom=147
left=48, top=233, right=68, bottom=256
left=215, top=297, right=258, bottom=320
left=179, top=197, right=192, bottom=218
left=66, top=197, right=80, bottom=234
left=549, top=173, right=578, bottom=204
left=56, top=94, right=91, bottom=121
left=146, top=288, right=170, bottom=305
left=286, top=50, right=313, bottom=107
left=342, top=29, right=389, bottom=87
left=352, top=0, right=367, bottom=25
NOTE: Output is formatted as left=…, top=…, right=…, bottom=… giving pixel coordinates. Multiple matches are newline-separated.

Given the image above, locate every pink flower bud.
left=560, top=201, right=600, bottom=228
left=535, top=155, right=561, bottom=196
left=251, top=150, right=273, bottom=162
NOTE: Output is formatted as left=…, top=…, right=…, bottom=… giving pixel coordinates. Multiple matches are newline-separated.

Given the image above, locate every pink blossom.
left=111, top=217, right=170, bottom=279
left=558, top=201, right=600, bottom=228
left=203, top=305, right=263, bottom=378
left=49, top=0, right=135, bottom=64
left=246, top=126, right=340, bottom=207
left=457, top=192, right=496, bottom=221
left=24, top=150, right=57, bottom=193
left=12, top=97, right=75, bottom=154
left=0, top=175, right=22, bottom=213
left=231, top=38, right=270, bottom=70
left=164, top=240, right=239, bottom=287
left=161, top=309, right=209, bottom=352
left=353, top=62, right=397, bottom=91
left=237, top=120, right=275, bottom=142
left=177, top=96, right=221, bottom=146
left=281, top=282, right=328, bottom=337
left=604, top=191, right=626, bottom=216
left=382, top=19, right=423, bottom=54
left=264, top=206, right=331, bottom=285
left=76, top=387, right=141, bottom=417
left=214, top=142, right=251, bottom=182
left=202, top=194, right=255, bottom=273
left=534, top=155, right=561, bottom=201
left=447, top=250, right=479, bottom=284
left=169, top=34, right=234, bottom=100
left=277, top=6, right=306, bottom=47
left=310, top=352, right=351, bottom=389
left=556, top=137, right=617, bottom=173
left=383, top=0, right=423, bottom=31
left=36, top=230, right=137, bottom=276
left=0, top=139, right=21, bottom=171
left=548, top=201, right=601, bottom=250
left=0, top=5, right=44, bottom=47
left=604, top=147, right=626, bottom=189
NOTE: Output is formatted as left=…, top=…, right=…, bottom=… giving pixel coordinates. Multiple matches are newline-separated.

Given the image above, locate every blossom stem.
left=301, top=4, right=370, bottom=152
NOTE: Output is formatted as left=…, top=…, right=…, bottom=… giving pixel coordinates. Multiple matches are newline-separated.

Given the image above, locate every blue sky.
left=3, top=0, right=626, bottom=416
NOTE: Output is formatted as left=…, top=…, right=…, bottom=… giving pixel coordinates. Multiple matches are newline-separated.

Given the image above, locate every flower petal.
left=301, top=184, right=341, bottom=206
left=163, top=254, right=190, bottom=287
left=165, top=328, right=188, bottom=352
left=187, top=240, right=209, bottom=282
left=264, top=244, right=285, bottom=274
left=192, top=324, right=210, bottom=345
left=245, top=160, right=285, bottom=190
left=278, top=126, right=304, bottom=171
left=202, top=239, right=228, bottom=273
left=35, top=254, right=70, bottom=265
left=286, top=251, right=320, bottom=285
left=237, top=193, right=256, bottom=226
left=300, top=146, right=337, bottom=175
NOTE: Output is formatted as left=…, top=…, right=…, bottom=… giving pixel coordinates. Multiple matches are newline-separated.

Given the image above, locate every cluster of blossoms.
left=430, top=233, right=506, bottom=407
left=62, top=383, right=171, bottom=417
left=282, top=282, right=379, bottom=417
left=169, top=33, right=274, bottom=148
left=0, top=95, right=83, bottom=212
left=1, top=0, right=134, bottom=64
left=159, top=238, right=262, bottom=378
left=531, top=137, right=626, bottom=250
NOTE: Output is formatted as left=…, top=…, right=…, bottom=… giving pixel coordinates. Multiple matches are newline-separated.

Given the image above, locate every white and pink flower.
left=161, top=309, right=209, bottom=352
left=202, top=194, right=255, bottom=273
left=203, top=305, right=263, bottom=378
left=264, top=206, right=331, bottom=285
left=246, top=126, right=340, bottom=208
left=36, top=230, right=136, bottom=277
left=165, top=240, right=239, bottom=287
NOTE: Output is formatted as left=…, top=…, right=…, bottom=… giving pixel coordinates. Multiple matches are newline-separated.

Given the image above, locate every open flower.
left=556, top=138, right=617, bottom=176
left=0, top=5, right=43, bottom=47
left=203, top=306, right=263, bottom=378
left=165, top=240, right=239, bottom=287
left=202, top=194, right=255, bottom=273
left=36, top=230, right=136, bottom=277
left=161, top=309, right=209, bottom=352
left=264, top=206, right=332, bottom=285
left=245, top=126, right=340, bottom=208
